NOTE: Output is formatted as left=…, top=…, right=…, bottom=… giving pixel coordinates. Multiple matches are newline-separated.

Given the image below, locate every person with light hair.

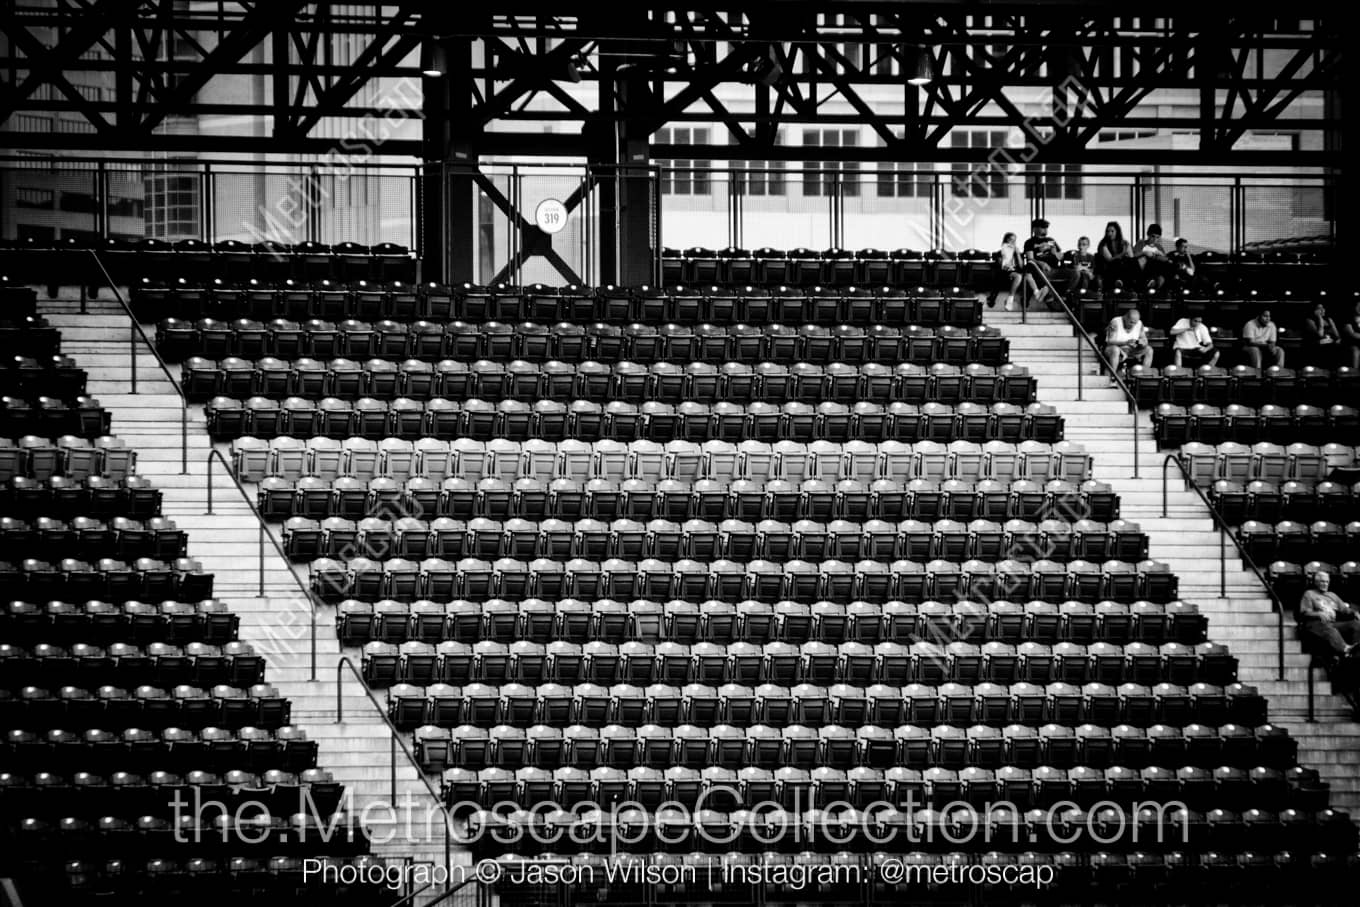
left=1298, top=571, right=1360, bottom=666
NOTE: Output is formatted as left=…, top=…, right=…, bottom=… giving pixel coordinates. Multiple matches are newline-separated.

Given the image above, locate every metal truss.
left=0, top=2, right=1344, bottom=166
left=0, top=0, right=428, bottom=154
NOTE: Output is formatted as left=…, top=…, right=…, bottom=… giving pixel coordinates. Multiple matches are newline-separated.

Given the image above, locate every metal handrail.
left=336, top=655, right=454, bottom=884
left=418, top=874, right=483, bottom=907
left=1030, top=264, right=1143, bottom=479
left=84, top=250, right=188, bottom=474
left=204, top=447, right=317, bottom=681
left=1160, top=453, right=1287, bottom=682
left=386, top=872, right=481, bottom=907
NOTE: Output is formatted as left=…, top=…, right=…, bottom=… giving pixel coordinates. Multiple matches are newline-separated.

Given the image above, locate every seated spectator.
left=1169, top=314, right=1219, bottom=368
left=1168, top=238, right=1197, bottom=289
left=1023, top=217, right=1061, bottom=309
left=1341, top=299, right=1360, bottom=370
left=1298, top=571, right=1360, bottom=668
left=989, top=232, right=1034, bottom=311
left=1067, top=236, right=1095, bottom=294
left=1303, top=301, right=1341, bottom=364
left=1104, top=308, right=1153, bottom=377
left=1096, top=221, right=1135, bottom=291
left=1133, top=223, right=1175, bottom=291
left=1241, top=310, right=1285, bottom=369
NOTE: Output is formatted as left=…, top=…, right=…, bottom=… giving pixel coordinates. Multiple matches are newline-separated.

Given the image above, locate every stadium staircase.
left=36, top=289, right=459, bottom=901
left=985, top=305, right=1360, bottom=813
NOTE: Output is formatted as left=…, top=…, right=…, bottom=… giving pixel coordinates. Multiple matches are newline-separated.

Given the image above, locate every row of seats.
left=0, top=436, right=137, bottom=481
left=3, top=683, right=291, bottom=731
left=256, top=476, right=1119, bottom=526
left=233, top=438, right=1089, bottom=486
left=3, top=237, right=415, bottom=287
left=158, top=319, right=1011, bottom=366
left=0, top=477, right=164, bottom=521
left=0, top=399, right=111, bottom=439
left=0, top=517, right=187, bottom=561
left=13, top=856, right=390, bottom=904
left=1209, top=480, right=1360, bottom=525
left=209, top=399, right=1064, bottom=446
left=4, top=750, right=323, bottom=788
left=1174, top=442, right=1341, bottom=485
left=404, top=699, right=1271, bottom=768
left=1131, top=365, right=1360, bottom=409
left=143, top=280, right=987, bottom=327
left=0, top=599, right=240, bottom=646
left=661, top=245, right=1326, bottom=289
left=6, top=795, right=350, bottom=838
left=362, top=639, right=1237, bottom=690
left=308, top=556, right=1179, bottom=606
left=1084, top=290, right=1352, bottom=328
left=336, top=597, right=1204, bottom=648
left=0, top=317, right=61, bottom=359
left=1, top=356, right=87, bottom=398
left=1, top=641, right=266, bottom=687
left=283, top=515, right=1147, bottom=565
left=1237, top=522, right=1360, bottom=566
left=3, top=718, right=316, bottom=758
left=1154, top=405, right=1360, bottom=446
left=180, top=357, right=1038, bottom=407
left=437, top=766, right=1310, bottom=819
left=420, top=720, right=1293, bottom=778
left=0, top=559, right=214, bottom=604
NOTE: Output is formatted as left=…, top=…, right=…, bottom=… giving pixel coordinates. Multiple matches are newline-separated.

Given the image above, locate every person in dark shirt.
left=1095, top=221, right=1134, bottom=291
left=1341, top=300, right=1360, bottom=370
left=1168, top=237, right=1197, bottom=289
left=1133, top=223, right=1175, bottom=291
left=1022, top=217, right=1061, bottom=308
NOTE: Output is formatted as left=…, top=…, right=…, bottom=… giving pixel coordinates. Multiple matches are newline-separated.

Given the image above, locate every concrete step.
left=38, top=299, right=451, bottom=863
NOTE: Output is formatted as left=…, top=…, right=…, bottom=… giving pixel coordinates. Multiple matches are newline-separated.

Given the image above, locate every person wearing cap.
left=1169, top=314, right=1219, bottom=368
left=1022, top=217, right=1061, bottom=309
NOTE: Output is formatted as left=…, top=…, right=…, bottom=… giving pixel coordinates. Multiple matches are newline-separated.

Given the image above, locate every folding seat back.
left=1251, top=442, right=1289, bottom=483
left=1287, top=442, right=1326, bottom=482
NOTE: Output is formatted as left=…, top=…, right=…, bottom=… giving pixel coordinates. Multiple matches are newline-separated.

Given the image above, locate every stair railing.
left=1030, top=265, right=1143, bottom=479
left=204, top=447, right=318, bottom=681
left=84, top=250, right=189, bottom=474
left=1161, top=453, right=1287, bottom=683
left=337, top=655, right=455, bottom=886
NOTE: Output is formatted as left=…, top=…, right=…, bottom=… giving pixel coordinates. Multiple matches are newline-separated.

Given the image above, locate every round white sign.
left=534, top=198, right=569, bottom=234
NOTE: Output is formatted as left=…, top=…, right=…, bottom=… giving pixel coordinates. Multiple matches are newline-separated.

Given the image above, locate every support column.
left=590, top=52, right=656, bottom=286
left=421, top=36, right=476, bottom=284
left=615, top=68, right=657, bottom=286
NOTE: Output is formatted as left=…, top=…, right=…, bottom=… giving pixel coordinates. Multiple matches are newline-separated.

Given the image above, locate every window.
left=15, top=187, right=54, bottom=209
left=60, top=191, right=99, bottom=214
left=803, top=129, right=860, bottom=198
left=1098, top=129, right=1158, bottom=143
left=950, top=130, right=1008, bottom=198
left=657, top=127, right=711, bottom=196
left=875, top=136, right=931, bottom=198
left=733, top=131, right=786, bottom=197
left=144, top=171, right=200, bottom=239
left=1025, top=164, right=1083, bottom=200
